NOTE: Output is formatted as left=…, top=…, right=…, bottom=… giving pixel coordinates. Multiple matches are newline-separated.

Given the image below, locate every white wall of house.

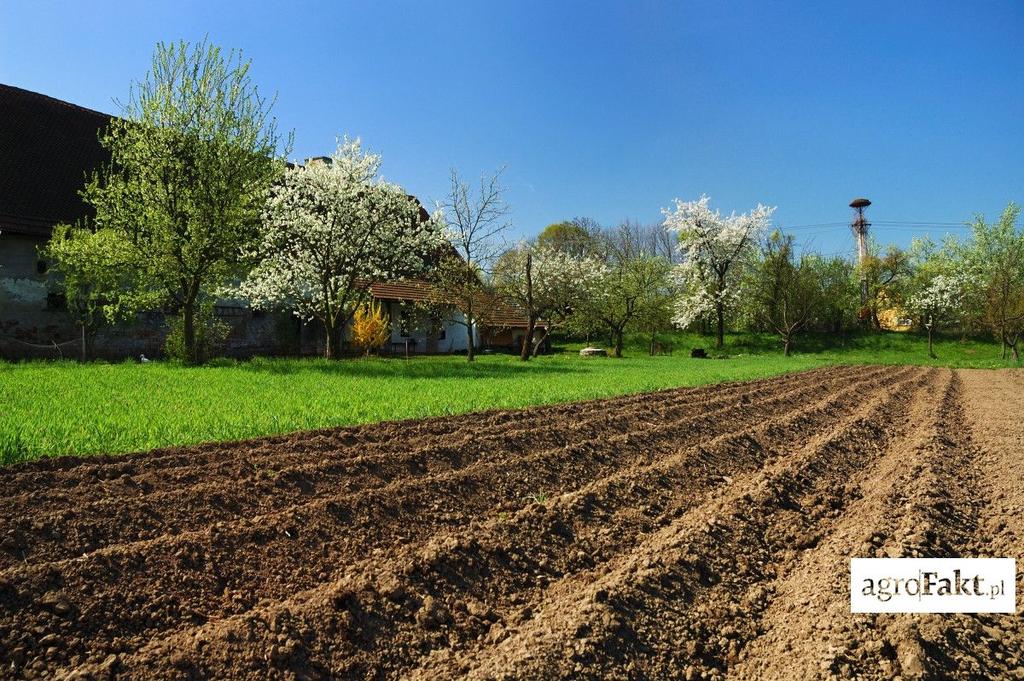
left=383, top=300, right=477, bottom=353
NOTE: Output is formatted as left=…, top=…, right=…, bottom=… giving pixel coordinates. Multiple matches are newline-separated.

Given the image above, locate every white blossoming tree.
left=663, top=195, right=775, bottom=348
left=906, top=273, right=968, bottom=359
left=237, top=138, right=442, bottom=358
left=493, top=243, right=607, bottom=360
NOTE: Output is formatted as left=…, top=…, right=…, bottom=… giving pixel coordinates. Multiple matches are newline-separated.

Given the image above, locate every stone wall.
left=0, top=233, right=79, bottom=358
left=0, top=233, right=292, bottom=361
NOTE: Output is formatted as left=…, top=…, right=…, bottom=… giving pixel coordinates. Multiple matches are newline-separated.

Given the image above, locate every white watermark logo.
left=850, top=558, right=1016, bottom=613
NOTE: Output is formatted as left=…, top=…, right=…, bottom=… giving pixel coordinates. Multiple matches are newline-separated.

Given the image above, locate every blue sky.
left=2, top=1, right=1021, bottom=255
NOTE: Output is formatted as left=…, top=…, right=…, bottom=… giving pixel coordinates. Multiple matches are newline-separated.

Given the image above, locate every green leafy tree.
left=580, top=223, right=674, bottom=358
left=747, top=232, right=823, bottom=356
left=812, top=256, right=858, bottom=334
left=535, top=221, right=597, bottom=258
left=49, top=39, right=286, bottom=363
left=163, top=304, right=231, bottom=363
left=959, top=203, right=1024, bottom=361
left=42, top=226, right=140, bottom=359
left=859, top=242, right=913, bottom=330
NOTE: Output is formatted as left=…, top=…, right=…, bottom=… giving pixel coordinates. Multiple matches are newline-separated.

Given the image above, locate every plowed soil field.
left=1, top=365, right=1021, bottom=680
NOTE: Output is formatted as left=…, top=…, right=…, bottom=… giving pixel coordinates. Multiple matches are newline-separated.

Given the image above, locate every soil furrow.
left=92, top=368, right=926, bottom=679
left=2, top=364, right=1019, bottom=681
left=722, top=369, right=956, bottom=679
left=0, top=367, right=874, bottom=570
left=433, top=368, right=936, bottom=680
left=842, top=370, right=1023, bottom=680
left=0, top=366, right=869, bottom=576
left=1, top=368, right=888, bottom=677
left=0, top=367, right=845, bottom=497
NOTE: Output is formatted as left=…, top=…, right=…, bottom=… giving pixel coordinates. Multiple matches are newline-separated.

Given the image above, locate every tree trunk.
left=650, top=330, right=656, bottom=356
left=613, top=328, right=624, bottom=358
left=520, top=253, right=533, bottom=361
left=715, top=301, right=724, bottom=349
left=81, top=323, right=87, bottom=362
left=531, top=325, right=550, bottom=358
left=520, top=316, right=535, bottom=361
left=183, top=300, right=197, bottom=364
left=466, top=316, right=475, bottom=362
left=324, top=318, right=336, bottom=360
left=927, top=327, right=935, bottom=359
left=783, top=335, right=792, bottom=356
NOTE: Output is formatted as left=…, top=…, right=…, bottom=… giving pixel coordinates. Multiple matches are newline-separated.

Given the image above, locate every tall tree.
left=434, top=168, right=511, bottom=362
left=748, top=232, right=823, bottom=356
left=960, top=203, right=1024, bottom=361
left=578, top=222, right=673, bottom=358
left=812, top=255, right=858, bottom=334
left=50, top=39, right=285, bottom=363
left=535, top=221, right=597, bottom=258
left=493, top=242, right=606, bottom=360
left=664, top=195, right=774, bottom=348
left=236, top=139, right=441, bottom=358
left=859, top=242, right=913, bottom=330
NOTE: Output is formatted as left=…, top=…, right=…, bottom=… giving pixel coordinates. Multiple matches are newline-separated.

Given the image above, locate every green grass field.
left=0, top=331, right=1014, bottom=464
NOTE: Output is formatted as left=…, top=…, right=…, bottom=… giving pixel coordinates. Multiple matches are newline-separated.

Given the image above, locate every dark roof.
left=370, top=279, right=441, bottom=303
left=369, top=278, right=542, bottom=329
left=0, top=83, right=113, bottom=238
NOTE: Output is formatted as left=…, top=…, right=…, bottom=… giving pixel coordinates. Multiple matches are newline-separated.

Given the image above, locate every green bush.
left=163, top=307, right=231, bottom=363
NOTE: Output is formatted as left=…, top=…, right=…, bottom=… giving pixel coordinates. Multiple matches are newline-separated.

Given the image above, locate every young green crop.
left=0, top=331, right=1011, bottom=465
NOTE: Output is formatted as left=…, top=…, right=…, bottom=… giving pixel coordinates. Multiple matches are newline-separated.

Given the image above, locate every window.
left=399, top=307, right=411, bottom=338
left=46, top=292, right=65, bottom=309
left=213, top=305, right=246, bottom=318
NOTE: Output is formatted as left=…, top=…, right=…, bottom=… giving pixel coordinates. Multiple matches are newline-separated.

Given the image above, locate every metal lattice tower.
left=850, top=197, right=871, bottom=307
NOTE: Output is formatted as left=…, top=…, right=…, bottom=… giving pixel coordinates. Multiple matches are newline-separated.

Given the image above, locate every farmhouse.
left=0, top=83, right=535, bottom=359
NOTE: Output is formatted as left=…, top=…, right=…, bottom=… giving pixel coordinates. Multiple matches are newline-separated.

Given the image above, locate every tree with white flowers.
left=237, top=138, right=442, bottom=358
left=493, top=243, right=607, bottom=360
left=663, top=195, right=774, bottom=348
left=906, top=273, right=968, bottom=359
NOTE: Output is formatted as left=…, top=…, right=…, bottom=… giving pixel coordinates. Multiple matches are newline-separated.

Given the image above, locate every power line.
left=872, top=220, right=968, bottom=226
left=779, top=222, right=849, bottom=230
left=870, top=226, right=972, bottom=232
left=778, top=221, right=973, bottom=232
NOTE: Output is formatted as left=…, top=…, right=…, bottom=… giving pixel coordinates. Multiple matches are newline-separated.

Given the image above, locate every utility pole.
left=850, top=197, right=871, bottom=315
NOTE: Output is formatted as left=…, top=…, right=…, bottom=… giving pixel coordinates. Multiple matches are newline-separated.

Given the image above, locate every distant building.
left=0, top=84, right=536, bottom=360
left=0, top=84, right=117, bottom=358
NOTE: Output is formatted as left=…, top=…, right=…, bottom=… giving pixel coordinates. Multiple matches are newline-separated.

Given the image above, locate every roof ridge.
left=0, top=82, right=115, bottom=119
